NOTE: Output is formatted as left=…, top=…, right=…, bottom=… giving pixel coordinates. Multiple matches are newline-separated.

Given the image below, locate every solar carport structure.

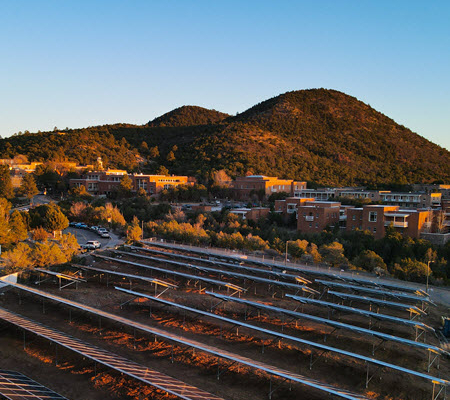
left=94, top=254, right=246, bottom=294
left=285, top=294, right=435, bottom=340
left=327, top=291, right=427, bottom=317
left=108, top=251, right=318, bottom=296
left=125, top=245, right=312, bottom=285
left=140, top=240, right=429, bottom=297
left=0, top=370, right=68, bottom=400
left=0, top=280, right=369, bottom=400
left=315, top=280, right=434, bottom=305
left=0, top=308, right=224, bottom=400
left=116, top=286, right=449, bottom=393
left=205, top=292, right=449, bottom=371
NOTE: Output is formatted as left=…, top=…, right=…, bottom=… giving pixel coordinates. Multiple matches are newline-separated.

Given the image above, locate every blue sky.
left=1, top=1, right=449, bottom=149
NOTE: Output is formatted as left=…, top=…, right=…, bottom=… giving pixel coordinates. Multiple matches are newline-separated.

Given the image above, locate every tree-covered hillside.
left=1, top=89, right=449, bottom=186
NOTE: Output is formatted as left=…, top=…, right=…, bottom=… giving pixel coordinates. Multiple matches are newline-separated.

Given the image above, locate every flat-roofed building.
left=297, top=201, right=341, bottom=233
left=380, top=192, right=441, bottom=209
left=335, top=189, right=388, bottom=202
left=229, top=207, right=270, bottom=221
left=346, top=205, right=432, bottom=239
left=232, top=175, right=306, bottom=200
left=412, top=184, right=450, bottom=199
left=293, top=188, right=336, bottom=201
left=70, top=170, right=191, bottom=196
left=274, top=197, right=315, bottom=218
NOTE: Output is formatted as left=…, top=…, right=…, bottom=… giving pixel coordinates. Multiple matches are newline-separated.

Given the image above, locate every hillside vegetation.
left=1, top=89, right=449, bottom=186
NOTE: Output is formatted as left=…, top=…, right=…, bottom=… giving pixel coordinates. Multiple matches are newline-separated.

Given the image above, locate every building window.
left=369, top=211, right=377, bottom=222
left=309, top=223, right=312, bottom=227
left=315, top=223, right=318, bottom=228
left=352, top=215, right=356, bottom=221
left=373, top=227, right=377, bottom=233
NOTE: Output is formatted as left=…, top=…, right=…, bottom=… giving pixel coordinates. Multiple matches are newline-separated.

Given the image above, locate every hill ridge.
left=0, top=89, right=448, bottom=186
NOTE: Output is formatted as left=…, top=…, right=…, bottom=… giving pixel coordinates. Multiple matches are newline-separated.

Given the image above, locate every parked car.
left=97, top=227, right=108, bottom=234
left=90, top=226, right=99, bottom=232
left=83, top=240, right=101, bottom=250
left=69, top=222, right=78, bottom=227
left=99, top=232, right=110, bottom=239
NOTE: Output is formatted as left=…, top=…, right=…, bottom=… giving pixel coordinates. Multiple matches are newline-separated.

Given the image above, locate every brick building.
left=232, top=175, right=306, bottom=201
left=297, top=201, right=341, bottom=233
left=229, top=207, right=270, bottom=221
left=69, top=170, right=191, bottom=196
left=346, top=205, right=432, bottom=239
left=380, top=192, right=441, bottom=209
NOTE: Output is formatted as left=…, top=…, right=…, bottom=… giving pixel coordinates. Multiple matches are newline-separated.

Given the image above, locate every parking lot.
left=64, top=226, right=122, bottom=249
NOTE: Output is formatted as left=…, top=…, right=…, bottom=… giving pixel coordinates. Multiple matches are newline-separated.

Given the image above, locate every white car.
left=83, top=240, right=101, bottom=250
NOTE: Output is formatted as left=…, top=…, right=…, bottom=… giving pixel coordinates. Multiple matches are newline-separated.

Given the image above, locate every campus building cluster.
left=0, top=158, right=94, bottom=188
left=273, top=183, right=449, bottom=243
left=69, top=170, right=192, bottom=196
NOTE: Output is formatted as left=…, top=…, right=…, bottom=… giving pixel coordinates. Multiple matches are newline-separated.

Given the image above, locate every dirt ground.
left=0, top=248, right=448, bottom=400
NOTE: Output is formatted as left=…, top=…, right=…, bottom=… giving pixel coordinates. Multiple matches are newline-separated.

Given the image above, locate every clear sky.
left=0, top=1, right=449, bottom=149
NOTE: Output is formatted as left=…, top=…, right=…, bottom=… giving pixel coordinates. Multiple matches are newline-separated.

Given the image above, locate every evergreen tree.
left=127, top=216, right=143, bottom=243
left=0, top=165, right=14, bottom=199
left=149, top=146, right=160, bottom=158
left=1, top=242, right=34, bottom=272
left=20, top=173, right=39, bottom=203
left=119, top=175, right=133, bottom=197
left=166, top=151, right=176, bottom=162
left=45, top=205, right=69, bottom=236
left=0, top=198, right=12, bottom=246
left=9, top=210, right=28, bottom=243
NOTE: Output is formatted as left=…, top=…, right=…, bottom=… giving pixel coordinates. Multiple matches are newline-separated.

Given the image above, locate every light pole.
left=285, top=240, right=294, bottom=265
left=426, top=260, right=434, bottom=293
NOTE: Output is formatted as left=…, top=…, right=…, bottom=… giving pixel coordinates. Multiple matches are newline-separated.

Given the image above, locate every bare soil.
left=0, top=249, right=448, bottom=400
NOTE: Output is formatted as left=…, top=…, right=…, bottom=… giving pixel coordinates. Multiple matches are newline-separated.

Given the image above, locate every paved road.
left=65, top=227, right=123, bottom=249
left=13, top=194, right=54, bottom=212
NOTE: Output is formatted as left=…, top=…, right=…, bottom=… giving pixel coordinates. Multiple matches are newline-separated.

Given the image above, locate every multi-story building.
left=346, top=205, right=432, bottom=239
left=412, top=184, right=450, bottom=199
left=232, top=175, right=306, bottom=200
left=380, top=192, right=441, bottom=209
left=274, top=197, right=315, bottom=217
left=229, top=207, right=270, bottom=221
left=69, top=170, right=191, bottom=196
left=335, top=189, right=388, bottom=202
left=297, top=201, right=341, bottom=233
left=293, top=188, right=336, bottom=201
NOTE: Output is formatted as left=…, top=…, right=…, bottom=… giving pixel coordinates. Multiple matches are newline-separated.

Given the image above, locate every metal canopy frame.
left=141, top=240, right=430, bottom=297
left=111, top=250, right=318, bottom=297
left=0, top=369, right=69, bottom=400
left=315, top=279, right=434, bottom=305
left=203, top=292, right=449, bottom=363
left=286, top=294, right=435, bottom=339
left=94, top=255, right=246, bottom=295
left=34, top=268, right=86, bottom=291
left=327, top=290, right=427, bottom=318
left=115, top=286, right=449, bottom=394
left=127, top=245, right=313, bottom=285
left=0, top=308, right=224, bottom=400
left=0, top=280, right=368, bottom=400
left=71, top=264, right=178, bottom=297
left=329, top=275, right=428, bottom=296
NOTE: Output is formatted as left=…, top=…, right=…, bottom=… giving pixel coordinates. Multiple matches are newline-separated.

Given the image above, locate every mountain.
left=1, top=89, right=449, bottom=186
left=148, top=106, right=229, bottom=127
